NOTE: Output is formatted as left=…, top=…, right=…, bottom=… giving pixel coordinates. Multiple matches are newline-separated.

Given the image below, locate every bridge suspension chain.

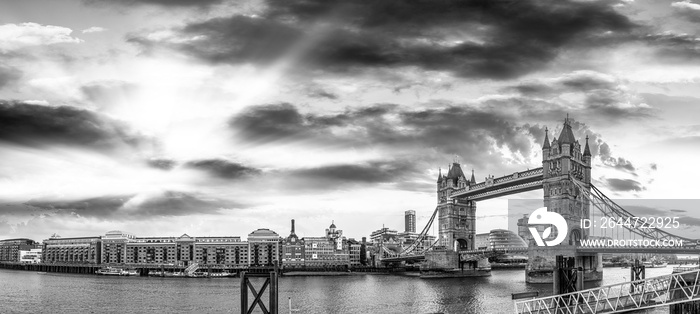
left=570, top=177, right=696, bottom=244
left=399, top=206, right=439, bottom=256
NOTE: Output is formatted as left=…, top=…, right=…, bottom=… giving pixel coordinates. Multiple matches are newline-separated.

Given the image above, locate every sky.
left=1, top=0, right=700, bottom=242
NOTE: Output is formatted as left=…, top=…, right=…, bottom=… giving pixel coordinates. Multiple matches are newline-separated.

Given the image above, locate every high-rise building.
left=404, top=210, right=416, bottom=233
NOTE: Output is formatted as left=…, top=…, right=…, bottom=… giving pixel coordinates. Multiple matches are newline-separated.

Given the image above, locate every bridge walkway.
left=514, top=269, right=700, bottom=314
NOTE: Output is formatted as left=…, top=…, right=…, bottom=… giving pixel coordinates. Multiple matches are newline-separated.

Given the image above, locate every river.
left=0, top=267, right=674, bottom=313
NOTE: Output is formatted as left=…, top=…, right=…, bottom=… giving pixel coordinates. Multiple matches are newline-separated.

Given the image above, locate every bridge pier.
left=526, top=246, right=602, bottom=284
left=420, top=250, right=490, bottom=278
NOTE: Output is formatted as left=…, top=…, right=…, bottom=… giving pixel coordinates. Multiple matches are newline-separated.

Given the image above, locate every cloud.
left=307, top=88, right=338, bottom=100
left=230, top=103, right=643, bottom=186
left=605, top=178, right=644, bottom=192
left=602, top=157, right=636, bottom=173
left=0, top=22, right=82, bottom=51
left=623, top=205, right=668, bottom=216
left=24, top=191, right=240, bottom=219
left=672, top=1, right=700, bottom=23
left=0, top=101, right=152, bottom=152
left=502, top=71, right=652, bottom=120
left=644, top=32, right=700, bottom=61
left=81, top=26, right=107, bottom=34
left=83, top=0, right=225, bottom=8
left=146, top=158, right=176, bottom=170
left=286, top=160, right=420, bottom=187
left=128, top=0, right=636, bottom=79
left=0, top=64, right=22, bottom=89
left=185, top=158, right=261, bottom=179
left=80, top=80, right=139, bottom=110
left=678, top=216, right=700, bottom=228
left=230, top=102, right=548, bottom=171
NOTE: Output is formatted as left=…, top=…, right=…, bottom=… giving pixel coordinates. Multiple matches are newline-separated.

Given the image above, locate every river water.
left=0, top=267, right=674, bottom=313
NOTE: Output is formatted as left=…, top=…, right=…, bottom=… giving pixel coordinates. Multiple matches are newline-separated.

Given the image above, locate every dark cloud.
left=289, top=160, right=419, bottom=185
left=230, top=103, right=539, bottom=170
left=231, top=102, right=644, bottom=191
left=0, top=65, right=22, bottom=90
left=509, top=71, right=617, bottom=96
left=24, top=191, right=240, bottom=219
left=670, top=209, right=687, bottom=213
left=502, top=71, right=653, bottom=121
left=146, top=158, right=176, bottom=170
left=605, top=178, right=644, bottom=192
left=307, top=88, right=338, bottom=100
left=84, top=0, right=225, bottom=8
left=128, top=0, right=636, bottom=79
left=0, top=101, right=152, bottom=151
left=644, top=32, right=700, bottom=61
left=185, top=158, right=261, bottom=179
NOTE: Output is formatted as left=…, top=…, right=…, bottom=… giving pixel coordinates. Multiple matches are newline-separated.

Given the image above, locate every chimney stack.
left=291, top=219, right=295, bottom=233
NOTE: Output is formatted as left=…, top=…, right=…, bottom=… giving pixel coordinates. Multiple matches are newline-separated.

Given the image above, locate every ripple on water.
left=0, top=268, right=674, bottom=313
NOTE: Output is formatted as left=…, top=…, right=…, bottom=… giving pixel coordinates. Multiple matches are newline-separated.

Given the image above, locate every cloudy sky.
left=1, top=0, right=700, bottom=242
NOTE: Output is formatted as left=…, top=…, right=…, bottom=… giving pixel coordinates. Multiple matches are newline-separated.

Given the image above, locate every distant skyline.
left=2, top=0, right=700, bottom=241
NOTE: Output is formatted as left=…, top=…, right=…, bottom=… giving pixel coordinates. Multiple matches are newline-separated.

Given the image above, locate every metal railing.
left=514, top=269, right=700, bottom=314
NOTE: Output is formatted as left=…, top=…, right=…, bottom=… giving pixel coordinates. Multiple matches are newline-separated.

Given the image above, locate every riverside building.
left=282, top=219, right=305, bottom=267
left=42, top=235, right=101, bottom=264
left=0, top=238, right=40, bottom=262
left=38, top=229, right=281, bottom=267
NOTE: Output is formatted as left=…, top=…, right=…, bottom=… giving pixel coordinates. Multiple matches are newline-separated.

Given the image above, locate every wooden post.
left=240, top=271, right=248, bottom=313
left=269, top=271, right=278, bottom=314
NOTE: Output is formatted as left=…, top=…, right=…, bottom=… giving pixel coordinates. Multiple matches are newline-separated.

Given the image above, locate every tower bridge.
left=378, top=117, right=698, bottom=284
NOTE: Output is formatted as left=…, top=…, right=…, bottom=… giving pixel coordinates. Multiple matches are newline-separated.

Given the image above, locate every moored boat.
left=96, top=267, right=139, bottom=276
left=96, top=267, right=123, bottom=276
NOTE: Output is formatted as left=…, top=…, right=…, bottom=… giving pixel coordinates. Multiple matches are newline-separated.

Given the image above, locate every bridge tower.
left=436, top=162, right=476, bottom=251
left=541, top=117, right=592, bottom=244
left=527, top=117, right=601, bottom=283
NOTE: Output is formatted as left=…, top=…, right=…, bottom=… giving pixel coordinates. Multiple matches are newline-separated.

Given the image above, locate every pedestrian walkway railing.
left=514, top=269, right=700, bottom=314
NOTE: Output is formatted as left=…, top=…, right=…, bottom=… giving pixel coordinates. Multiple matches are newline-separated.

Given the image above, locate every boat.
left=163, top=271, right=187, bottom=277
left=96, top=267, right=123, bottom=276
left=187, top=271, right=207, bottom=278
left=96, top=267, right=139, bottom=276
left=209, top=272, right=235, bottom=278
left=121, top=269, right=139, bottom=276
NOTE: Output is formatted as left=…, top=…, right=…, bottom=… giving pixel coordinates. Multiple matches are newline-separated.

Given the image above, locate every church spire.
left=583, top=135, right=591, bottom=157
left=542, top=127, right=550, bottom=149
